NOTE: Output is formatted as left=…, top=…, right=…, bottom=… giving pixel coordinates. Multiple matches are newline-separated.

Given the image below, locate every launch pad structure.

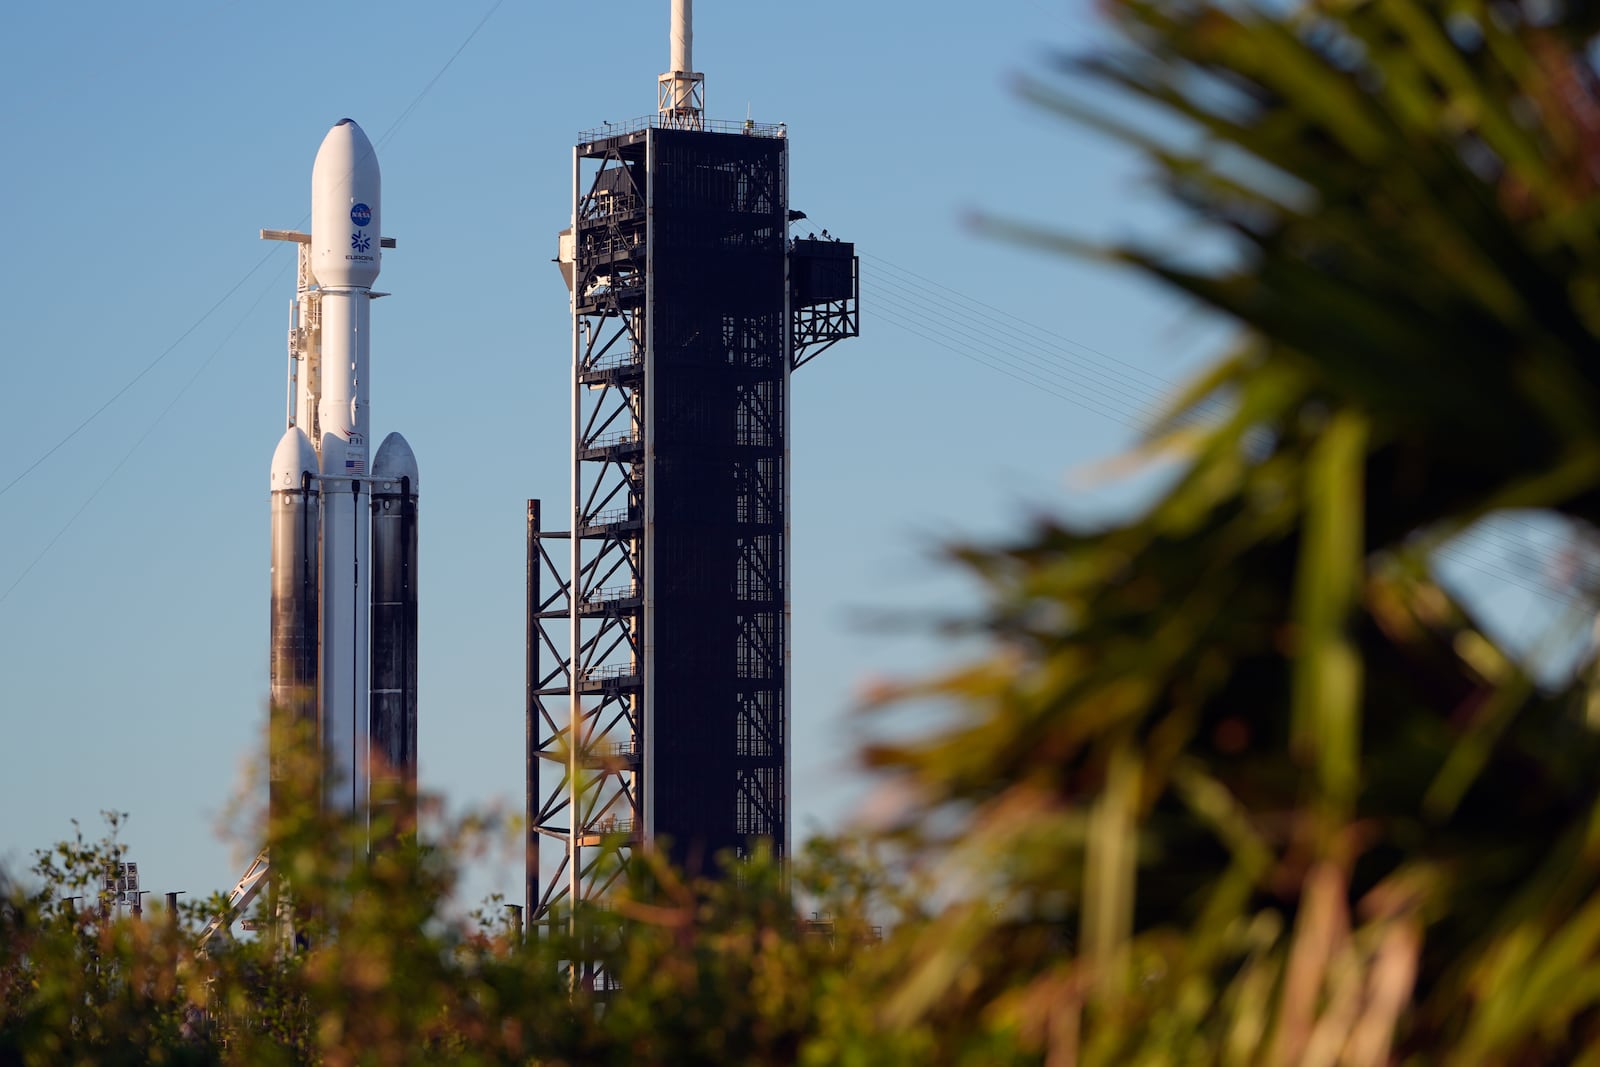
left=526, top=0, right=860, bottom=931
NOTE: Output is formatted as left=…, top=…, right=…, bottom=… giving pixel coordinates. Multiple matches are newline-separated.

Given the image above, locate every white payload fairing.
left=266, top=119, right=419, bottom=849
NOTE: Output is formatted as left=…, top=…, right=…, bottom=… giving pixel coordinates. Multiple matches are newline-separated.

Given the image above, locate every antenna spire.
left=658, top=0, right=704, bottom=129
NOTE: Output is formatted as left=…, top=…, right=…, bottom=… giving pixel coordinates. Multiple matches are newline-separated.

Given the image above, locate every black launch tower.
left=526, top=8, right=859, bottom=927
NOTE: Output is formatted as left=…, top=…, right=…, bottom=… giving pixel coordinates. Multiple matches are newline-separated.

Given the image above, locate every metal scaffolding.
left=529, top=117, right=859, bottom=943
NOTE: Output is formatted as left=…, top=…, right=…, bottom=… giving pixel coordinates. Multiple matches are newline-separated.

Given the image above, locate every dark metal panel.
left=790, top=241, right=859, bottom=370
left=370, top=476, right=418, bottom=839
left=269, top=477, right=320, bottom=828
left=647, top=127, right=789, bottom=870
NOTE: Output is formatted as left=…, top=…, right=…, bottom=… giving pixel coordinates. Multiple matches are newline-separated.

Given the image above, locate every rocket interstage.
left=266, top=119, right=417, bottom=854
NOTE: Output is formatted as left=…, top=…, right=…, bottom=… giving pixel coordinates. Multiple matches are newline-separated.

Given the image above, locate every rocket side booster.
left=312, top=118, right=381, bottom=820
left=371, top=433, right=419, bottom=840
left=269, top=428, right=320, bottom=829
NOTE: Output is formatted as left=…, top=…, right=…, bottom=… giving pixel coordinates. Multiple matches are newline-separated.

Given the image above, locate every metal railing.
left=581, top=192, right=641, bottom=220
left=582, top=507, right=636, bottom=529
left=579, top=738, right=640, bottom=765
left=584, top=431, right=639, bottom=452
left=580, top=232, right=643, bottom=258
left=585, top=349, right=643, bottom=373
left=578, top=114, right=786, bottom=143
left=582, top=583, right=639, bottom=607
left=581, top=276, right=645, bottom=303
left=580, top=663, right=638, bottom=682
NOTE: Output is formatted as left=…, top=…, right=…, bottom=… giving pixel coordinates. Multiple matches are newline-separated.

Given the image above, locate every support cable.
left=1, top=264, right=287, bottom=606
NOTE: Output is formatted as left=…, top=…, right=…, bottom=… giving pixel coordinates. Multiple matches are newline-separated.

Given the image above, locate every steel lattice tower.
left=525, top=3, right=859, bottom=936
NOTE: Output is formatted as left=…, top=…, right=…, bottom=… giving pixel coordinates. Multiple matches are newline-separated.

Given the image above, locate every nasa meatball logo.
left=350, top=203, right=372, bottom=227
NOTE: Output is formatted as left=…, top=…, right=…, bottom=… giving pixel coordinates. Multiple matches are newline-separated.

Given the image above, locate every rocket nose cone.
left=270, top=428, right=319, bottom=490
left=312, top=117, right=381, bottom=288
left=314, top=118, right=377, bottom=167
left=373, top=432, right=420, bottom=491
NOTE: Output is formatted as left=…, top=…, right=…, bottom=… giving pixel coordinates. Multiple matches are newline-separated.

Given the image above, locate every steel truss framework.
left=528, top=122, right=859, bottom=937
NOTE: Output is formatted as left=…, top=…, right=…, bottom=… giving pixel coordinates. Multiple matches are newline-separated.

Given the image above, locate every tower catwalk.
left=528, top=1, right=860, bottom=930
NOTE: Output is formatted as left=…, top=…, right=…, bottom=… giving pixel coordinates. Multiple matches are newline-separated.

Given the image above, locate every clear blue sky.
left=0, top=0, right=1364, bottom=908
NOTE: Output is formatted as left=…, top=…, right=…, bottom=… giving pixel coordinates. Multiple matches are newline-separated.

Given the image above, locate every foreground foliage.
left=864, top=1, right=1600, bottom=1063
left=0, top=802, right=900, bottom=1066
left=10, top=1, right=1600, bottom=1062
